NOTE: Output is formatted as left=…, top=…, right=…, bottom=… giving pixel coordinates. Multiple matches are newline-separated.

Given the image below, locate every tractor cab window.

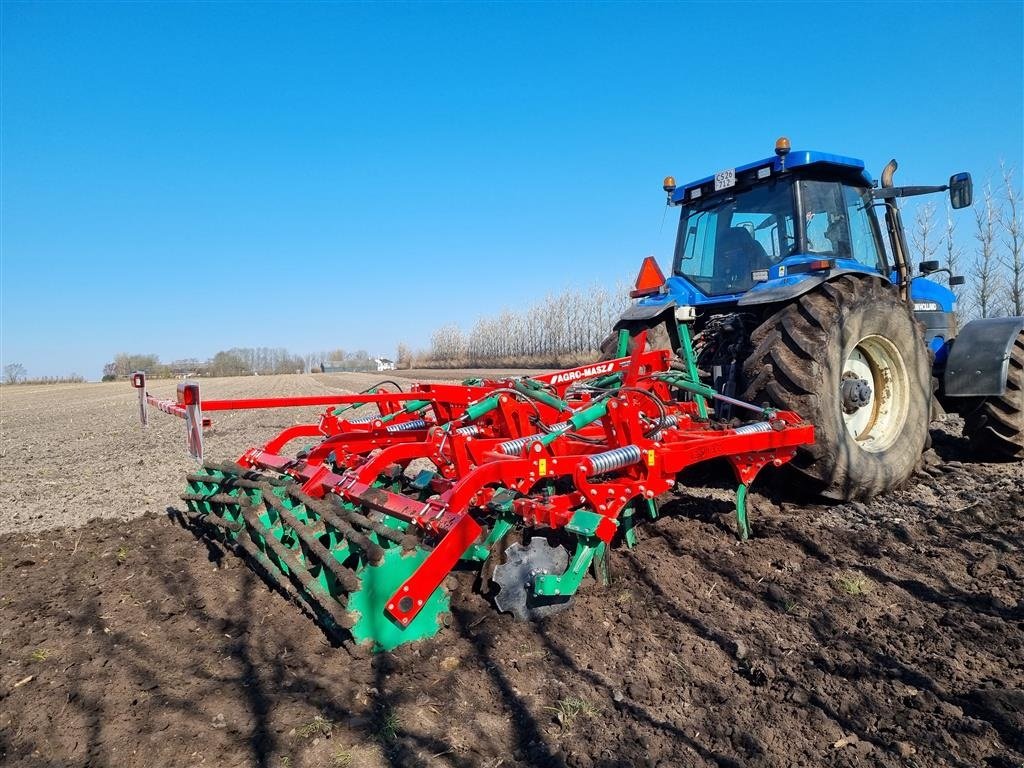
left=798, top=180, right=887, bottom=271
left=843, top=185, right=886, bottom=271
left=673, top=179, right=797, bottom=296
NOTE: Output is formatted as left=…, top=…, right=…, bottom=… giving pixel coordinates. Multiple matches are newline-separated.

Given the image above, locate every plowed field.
left=1, top=374, right=1021, bottom=768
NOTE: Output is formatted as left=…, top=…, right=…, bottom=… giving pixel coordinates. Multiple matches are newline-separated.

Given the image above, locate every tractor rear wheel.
left=962, top=331, right=1024, bottom=459
left=743, top=275, right=931, bottom=501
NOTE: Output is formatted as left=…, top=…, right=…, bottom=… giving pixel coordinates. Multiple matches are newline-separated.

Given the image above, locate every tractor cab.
left=646, top=139, right=971, bottom=316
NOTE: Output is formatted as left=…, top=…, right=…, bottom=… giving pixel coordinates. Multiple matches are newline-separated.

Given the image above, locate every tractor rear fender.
left=944, top=316, right=1024, bottom=397
left=735, top=268, right=877, bottom=307
left=612, top=300, right=682, bottom=351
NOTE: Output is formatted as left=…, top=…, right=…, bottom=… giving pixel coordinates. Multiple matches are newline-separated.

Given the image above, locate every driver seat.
left=718, top=227, right=770, bottom=270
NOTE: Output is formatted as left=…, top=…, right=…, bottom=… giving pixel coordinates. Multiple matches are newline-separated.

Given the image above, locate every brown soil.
left=1, top=376, right=1021, bottom=768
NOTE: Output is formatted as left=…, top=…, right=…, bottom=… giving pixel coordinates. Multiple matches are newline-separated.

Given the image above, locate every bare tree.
left=417, top=280, right=634, bottom=368
left=3, top=363, right=26, bottom=384
left=1001, top=163, right=1024, bottom=316
left=911, top=201, right=938, bottom=268
left=941, top=203, right=964, bottom=283
left=396, top=343, right=412, bottom=369
left=972, top=183, right=1004, bottom=318
left=941, top=202, right=966, bottom=325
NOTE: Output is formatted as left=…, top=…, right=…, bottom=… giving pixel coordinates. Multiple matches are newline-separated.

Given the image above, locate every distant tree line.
left=403, top=283, right=632, bottom=369
left=101, top=347, right=381, bottom=380
left=2, top=362, right=85, bottom=385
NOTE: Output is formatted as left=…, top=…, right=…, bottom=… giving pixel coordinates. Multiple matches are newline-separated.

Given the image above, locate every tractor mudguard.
left=616, top=299, right=677, bottom=323
left=735, top=268, right=873, bottom=306
left=613, top=300, right=681, bottom=352
left=944, top=316, right=1024, bottom=397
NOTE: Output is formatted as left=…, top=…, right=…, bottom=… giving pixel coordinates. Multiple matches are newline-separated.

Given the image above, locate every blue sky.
left=2, top=1, right=1022, bottom=379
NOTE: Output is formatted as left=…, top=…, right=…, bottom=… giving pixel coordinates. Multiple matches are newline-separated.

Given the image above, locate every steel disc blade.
left=492, top=538, right=572, bottom=621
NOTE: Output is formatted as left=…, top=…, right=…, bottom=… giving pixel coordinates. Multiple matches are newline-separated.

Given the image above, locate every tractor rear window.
left=672, top=179, right=797, bottom=296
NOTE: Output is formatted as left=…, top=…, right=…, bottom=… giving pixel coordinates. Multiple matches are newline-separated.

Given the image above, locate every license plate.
left=714, top=168, right=736, bottom=191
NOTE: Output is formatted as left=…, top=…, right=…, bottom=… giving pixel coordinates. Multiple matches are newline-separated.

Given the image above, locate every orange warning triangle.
left=630, top=256, right=666, bottom=297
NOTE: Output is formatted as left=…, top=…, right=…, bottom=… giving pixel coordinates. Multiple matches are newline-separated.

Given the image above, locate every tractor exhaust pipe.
left=881, top=159, right=912, bottom=303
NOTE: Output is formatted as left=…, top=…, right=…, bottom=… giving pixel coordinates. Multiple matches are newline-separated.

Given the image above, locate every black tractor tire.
left=598, top=320, right=673, bottom=359
left=742, top=275, right=932, bottom=501
left=962, top=331, right=1024, bottom=460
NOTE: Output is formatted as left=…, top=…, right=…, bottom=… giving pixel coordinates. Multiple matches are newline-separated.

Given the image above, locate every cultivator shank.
left=139, top=329, right=813, bottom=651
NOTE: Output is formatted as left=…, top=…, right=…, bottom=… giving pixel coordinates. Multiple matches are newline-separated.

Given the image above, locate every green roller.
left=347, top=547, right=450, bottom=652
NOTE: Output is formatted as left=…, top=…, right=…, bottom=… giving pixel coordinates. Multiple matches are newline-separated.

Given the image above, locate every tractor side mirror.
left=919, top=260, right=940, bottom=274
left=949, top=172, right=973, bottom=209
left=949, top=275, right=966, bottom=286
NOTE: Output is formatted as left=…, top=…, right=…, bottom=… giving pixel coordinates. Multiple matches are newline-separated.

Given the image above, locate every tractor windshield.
left=673, top=178, right=797, bottom=296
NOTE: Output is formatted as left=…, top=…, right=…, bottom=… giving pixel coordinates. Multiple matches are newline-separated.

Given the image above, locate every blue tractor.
left=616, top=138, right=1024, bottom=501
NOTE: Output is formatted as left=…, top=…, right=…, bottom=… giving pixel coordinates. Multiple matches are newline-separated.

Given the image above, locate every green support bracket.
left=533, top=509, right=615, bottom=597
left=464, top=511, right=517, bottom=561
left=534, top=537, right=599, bottom=597
left=736, top=483, right=750, bottom=541
left=565, top=508, right=605, bottom=536
left=616, top=328, right=630, bottom=358
left=676, top=322, right=709, bottom=420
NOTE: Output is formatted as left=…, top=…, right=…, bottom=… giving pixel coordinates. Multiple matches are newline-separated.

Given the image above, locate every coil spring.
left=347, top=413, right=378, bottom=424
left=588, top=445, right=642, bottom=475
left=733, top=421, right=773, bottom=435
left=499, top=435, right=542, bottom=456
left=498, top=422, right=570, bottom=456
left=455, top=424, right=482, bottom=436
left=386, top=418, right=428, bottom=433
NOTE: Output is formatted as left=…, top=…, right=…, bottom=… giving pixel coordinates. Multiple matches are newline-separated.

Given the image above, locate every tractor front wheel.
left=743, top=275, right=931, bottom=501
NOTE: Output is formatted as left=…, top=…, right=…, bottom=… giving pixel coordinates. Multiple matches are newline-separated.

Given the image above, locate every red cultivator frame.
left=136, top=329, right=813, bottom=651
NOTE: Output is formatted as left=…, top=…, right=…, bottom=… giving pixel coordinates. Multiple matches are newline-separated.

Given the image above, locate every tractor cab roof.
left=671, top=150, right=873, bottom=206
